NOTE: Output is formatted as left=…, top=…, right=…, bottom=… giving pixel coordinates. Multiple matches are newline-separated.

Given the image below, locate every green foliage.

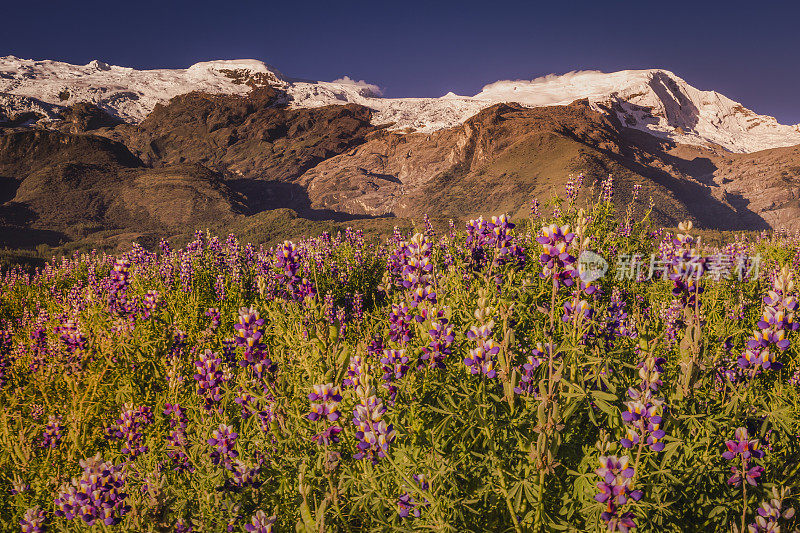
left=0, top=193, right=799, bottom=532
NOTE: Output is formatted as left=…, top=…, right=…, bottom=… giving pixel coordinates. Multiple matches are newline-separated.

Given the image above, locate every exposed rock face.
left=0, top=130, right=244, bottom=247
left=104, top=88, right=375, bottom=183
left=665, top=143, right=800, bottom=230
left=297, top=101, right=772, bottom=229
left=56, top=102, right=123, bottom=133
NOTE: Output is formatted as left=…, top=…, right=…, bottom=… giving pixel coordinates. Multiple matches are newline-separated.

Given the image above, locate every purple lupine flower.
left=244, top=511, right=276, bottom=533
left=324, top=293, right=336, bottom=324
left=20, top=506, right=46, bottom=533
left=311, top=426, right=343, bottom=446
left=163, top=403, right=188, bottom=429
left=379, top=348, right=409, bottom=402
left=565, top=174, right=580, bottom=203
left=234, top=390, right=257, bottom=419
left=352, top=293, right=364, bottom=322
left=256, top=403, right=276, bottom=434
left=381, top=349, right=410, bottom=380
left=464, top=340, right=499, bottom=378
left=276, top=241, right=315, bottom=301
left=606, top=512, right=637, bottom=533
left=28, top=326, right=48, bottom=373
left=660, top=300, right=684, bottom=347
left=208, top=424, right=239, bottom=470
left=398, top=474, right=430, bottom=518
left=388, top=305, right=413, bottom=345
left=225, top=233, right=242, bottom=284
left=226, top=460, right=263, bottom=490
left=107, top=258, right=132, bottom=316
left=465, top=215, right=525, bottom=272
left=464, top=325, right=499, bottom=378
left=336, top=306, right=347, bottom=336
left=600, top=175, right=614, bottom=203
left=723, top=427, right=765, bottom=487
left=41, top=415, right=63, bottom=449
left=619, top=354, right=666, bottom=452
left=53, top=454, right=130, bottom=526
left=602, top=289, right=637, bottom=347
left=205, top=307, right=221, bottom=330
left=741, top=266, right=798, bottom=372
left=193, top=349, right=225, bottom=412
left=352, top=392, right=396, bottom=463
left=179, top=253, right=194, bottom=293
left=0, top=328, right=11, bottom=389
left=141, top=290, right=162, bottom=319
left=594, top=455, right=642, bottom=531
left=562, top=297, right=593, bottom=324
left=739, top=346, right=780, bottom=372
left=104, top=404, right=154, bottom=457
left=308, top=383, right=343, bottom=422
left=423, top=214, right=435, bottom=237
left=410, top=285, right=437, bottom=307
left=55, top=319, right=88, bottom=355
left=420, top=317, right=454, bottom=370
left=514, top=342, right=547, bottom=395
left=750, top=489, right=795, bottom=532
left=385, top=233, right=433, bottom=291
left=174, top=518, right=193, bottom=533
left=537, top=224, right=576, bottom=287
left=186, top=229, right=206, bottom=254
left=219, top=338, right=236, bottom=366
left=530, top=198, right=541, bottom=219
left=164, top=426, right=193, bottom=473
left=668, top=223, right=705, bottom=310
left=343, top=354, right=366, bottom=389
left=620, top=402, right=665, bottom=452
left=366, top=336, right=385, bottom=361
left=308, top=383, right=343, bottom=445
left=215, top=274, right=227, bottom=302
left=233, top=307, right=275, bottom=380
left=790, top=367, right=800, bottom=387
left=399, top=233, right=436, bottom=299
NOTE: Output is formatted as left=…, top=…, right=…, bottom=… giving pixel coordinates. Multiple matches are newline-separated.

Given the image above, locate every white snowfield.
left=1, top=56, right=798, bottom=153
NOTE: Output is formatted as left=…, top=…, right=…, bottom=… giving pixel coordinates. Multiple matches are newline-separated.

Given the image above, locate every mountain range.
left=2, top=56, right=800, bottom=253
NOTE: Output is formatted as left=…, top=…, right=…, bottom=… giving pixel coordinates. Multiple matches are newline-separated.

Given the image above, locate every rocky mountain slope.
left=0, top=129, right=245, bottom=248
left=1, top=56, right=800, bottom=253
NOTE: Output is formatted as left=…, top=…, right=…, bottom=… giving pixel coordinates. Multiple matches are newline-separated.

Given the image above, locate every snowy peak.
left=0, top=56, right=281, bottom=123
left=474, top=69, right=800, bottom=152
left=185, top=59, right=285, bottom=86
left=0, top=57, right=797, bottom=153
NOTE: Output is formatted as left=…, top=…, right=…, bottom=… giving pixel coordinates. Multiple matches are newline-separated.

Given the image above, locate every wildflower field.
left=2, top=180, right=800, bottom=532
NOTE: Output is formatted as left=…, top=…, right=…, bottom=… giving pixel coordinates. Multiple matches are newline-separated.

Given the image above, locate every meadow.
left=2, top=176, right=799, bottom=532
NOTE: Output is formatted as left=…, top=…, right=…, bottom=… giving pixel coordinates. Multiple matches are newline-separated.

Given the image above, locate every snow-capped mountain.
left=474, top=69, right=800, bottom=154
left=1, top=56, right=799, bottom=153
left=0, top=57, right=280, bottom=123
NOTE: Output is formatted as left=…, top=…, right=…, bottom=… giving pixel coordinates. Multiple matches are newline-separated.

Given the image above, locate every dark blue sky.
left=4, top=0, right=799, bottom=123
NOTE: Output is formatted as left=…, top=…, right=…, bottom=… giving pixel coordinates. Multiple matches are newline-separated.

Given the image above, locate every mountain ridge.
left=2, top=56, right=799, bottom=153
left=2, top=57, right=800, bottom=257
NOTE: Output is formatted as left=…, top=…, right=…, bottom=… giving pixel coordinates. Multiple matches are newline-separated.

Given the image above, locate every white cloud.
left=331, top=76, right=383, bottom=97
